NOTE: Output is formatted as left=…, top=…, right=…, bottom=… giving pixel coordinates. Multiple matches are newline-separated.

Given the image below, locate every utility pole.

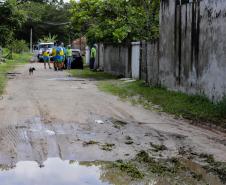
left=30, top=27, right=33, bottom=53
left=80, top=36, right=82, bottom=51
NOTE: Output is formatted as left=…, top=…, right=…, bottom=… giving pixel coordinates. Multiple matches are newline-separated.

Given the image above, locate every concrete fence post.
left=98, top=43, right=104, bottom=70
left=131, top=42, right=141, bottom=79
left=85, top=46, right=90, bottom=65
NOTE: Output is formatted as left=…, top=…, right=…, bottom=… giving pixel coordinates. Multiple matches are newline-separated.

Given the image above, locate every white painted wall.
left=131, top=42, right=140, bottom=79
left=85, top=46, right=90, bottom=65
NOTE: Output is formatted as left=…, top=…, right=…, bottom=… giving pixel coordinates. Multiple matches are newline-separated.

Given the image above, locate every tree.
left=39, top=33, right=58, bottom=43
left=16, top=1, right=72, bottom=44
left=70, top=0, right=160, bottom=45
left=0, top=0, right=27, bottom=46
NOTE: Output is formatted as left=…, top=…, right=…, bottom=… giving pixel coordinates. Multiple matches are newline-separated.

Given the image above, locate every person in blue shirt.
left=54, top=43, right=65, bottom=71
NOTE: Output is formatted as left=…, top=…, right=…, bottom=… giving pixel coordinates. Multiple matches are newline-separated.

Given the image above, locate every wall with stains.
left=102, top=44, right=131, bottom=77
left=140, top=41, right=160, bottom=86
left=159, top=0, right=226, bottom=101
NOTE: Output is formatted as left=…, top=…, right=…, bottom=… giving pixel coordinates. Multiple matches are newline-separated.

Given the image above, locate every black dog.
left=29, top=67, right=36, bottom=75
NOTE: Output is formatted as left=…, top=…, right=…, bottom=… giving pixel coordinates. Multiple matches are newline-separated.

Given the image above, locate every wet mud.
left=0, top=117, right=225, bottom=184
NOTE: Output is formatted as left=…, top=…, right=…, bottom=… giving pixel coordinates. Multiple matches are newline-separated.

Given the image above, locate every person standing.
left=90, top=45, right=96, bottom=70
left=52, top=43, right=57, bottom=70
left=54, top=44, right=65, bottom=71
left=66, top=45, right=72, bottom=70
left=42, top=45, right=51, bottom=69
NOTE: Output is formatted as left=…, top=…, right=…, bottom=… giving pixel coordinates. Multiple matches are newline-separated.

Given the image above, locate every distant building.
left=72, top=37, right=86, bottom=55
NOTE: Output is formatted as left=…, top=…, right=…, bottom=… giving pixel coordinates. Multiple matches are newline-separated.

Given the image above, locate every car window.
left=48, top=44, right=54, bottom=48
left=39, top=45, right=45, bottom=49
left=39, top=44, right=54, bottom=49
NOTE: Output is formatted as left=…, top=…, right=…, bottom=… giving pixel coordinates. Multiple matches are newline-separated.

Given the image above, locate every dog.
left=29, top=67, right=36, bottom=75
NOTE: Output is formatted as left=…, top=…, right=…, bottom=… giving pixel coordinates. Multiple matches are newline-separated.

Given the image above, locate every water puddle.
left=0, top=158, right=109, bottom=185
left=0, top=118, right=224, bottom=185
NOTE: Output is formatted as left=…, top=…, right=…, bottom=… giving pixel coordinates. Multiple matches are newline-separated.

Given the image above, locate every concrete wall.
left=146, top=40, right=159, bottom=86
left=140, top=41, right=159, bottom=86
left=103, top=44, right=131, bottom=77
left=98, top=43, right=104, bottom=70
left=140, top=42, right=147, bottom=82
left=95, top=0, right=226, bottom=101
left=131, top=42, right=140, bottom=79
left=159, top=0, right=226, bottom=101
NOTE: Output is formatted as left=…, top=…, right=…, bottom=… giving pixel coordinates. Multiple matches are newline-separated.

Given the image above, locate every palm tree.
left=39, top=33, right=57, bottom=43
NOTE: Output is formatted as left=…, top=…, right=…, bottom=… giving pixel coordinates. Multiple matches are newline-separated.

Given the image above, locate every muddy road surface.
left=0, top=63, right=226, bottom=185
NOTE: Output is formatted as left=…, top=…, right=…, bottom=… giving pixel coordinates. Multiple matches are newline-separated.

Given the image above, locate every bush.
left=216, top=96, right=226, bottom=118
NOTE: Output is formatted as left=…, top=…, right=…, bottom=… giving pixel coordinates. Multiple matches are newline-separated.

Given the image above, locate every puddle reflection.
left=0, top=158, right=110, bottom=185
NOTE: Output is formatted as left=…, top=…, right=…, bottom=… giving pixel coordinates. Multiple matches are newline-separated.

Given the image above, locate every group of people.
left=42, top=43, right=73, bottom=71
left=42, top=43, right=97, bottom=71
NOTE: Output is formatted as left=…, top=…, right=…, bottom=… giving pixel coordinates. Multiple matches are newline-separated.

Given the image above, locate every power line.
left=42, top=21, right=70, bottom=26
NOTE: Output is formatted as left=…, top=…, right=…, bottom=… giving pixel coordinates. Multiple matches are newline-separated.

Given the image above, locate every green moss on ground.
left=112, top=160, right=144, bottom=179
left=199, top=153, right=226, bottom=183
left=100, top=143, right=115, bottom=151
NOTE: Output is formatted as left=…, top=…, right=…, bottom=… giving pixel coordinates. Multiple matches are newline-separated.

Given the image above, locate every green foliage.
left=0, top=0, right=27, bottom=46
left=112, top=160, right=144, bottom=179
left=216, top=96, right=226, bottom=118
left=16, top=1, right=72, bottom=44
left=39, top=33, right=58, bottom=43
left=70, top=0, right=160, bottom=44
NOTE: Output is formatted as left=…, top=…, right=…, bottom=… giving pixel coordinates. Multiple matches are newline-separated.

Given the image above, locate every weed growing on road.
left=112, top=151, right=218, bottom=184
left=112, top=160, right=144, bottom=179
left=83, top=140, right=99, bottom=146
left=101, top=143, right=115, bottom=151
left=199, top=153, right=226, bottom=183
left=135, top=151, right=173, bottom=174
left=150, top=142, right=167, bottom=152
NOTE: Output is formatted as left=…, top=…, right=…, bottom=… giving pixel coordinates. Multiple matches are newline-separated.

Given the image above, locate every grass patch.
left=83, top=140, right=99, bottom=147
left=110, top=118, right=128, bottom=129
left=99, top=80, right=226, bottom=128
left=70, top=68, right=226, bottom=127
left=70, top=67, right=117, bottom=80
left=0, top=51, right=31, bottom=95
left=135, top=151, right=177, bottom=174
left=199, top=153, right=226, bottom=183
left=112, top=160, right=144, bottom=179
left=150, top=142, right=167, bottom=152
left=100, top=143, right=115, bottom=151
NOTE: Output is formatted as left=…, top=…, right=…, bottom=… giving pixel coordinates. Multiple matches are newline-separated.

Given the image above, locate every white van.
left=34, top=42, right=54, bottom=62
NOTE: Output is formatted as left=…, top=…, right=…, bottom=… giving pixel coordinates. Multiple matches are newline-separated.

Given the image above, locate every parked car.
left=68, top=49, right=83, bottom=69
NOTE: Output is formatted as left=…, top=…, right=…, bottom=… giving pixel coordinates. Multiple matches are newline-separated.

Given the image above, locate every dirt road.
left=0, top=63, right=226, bottom=166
